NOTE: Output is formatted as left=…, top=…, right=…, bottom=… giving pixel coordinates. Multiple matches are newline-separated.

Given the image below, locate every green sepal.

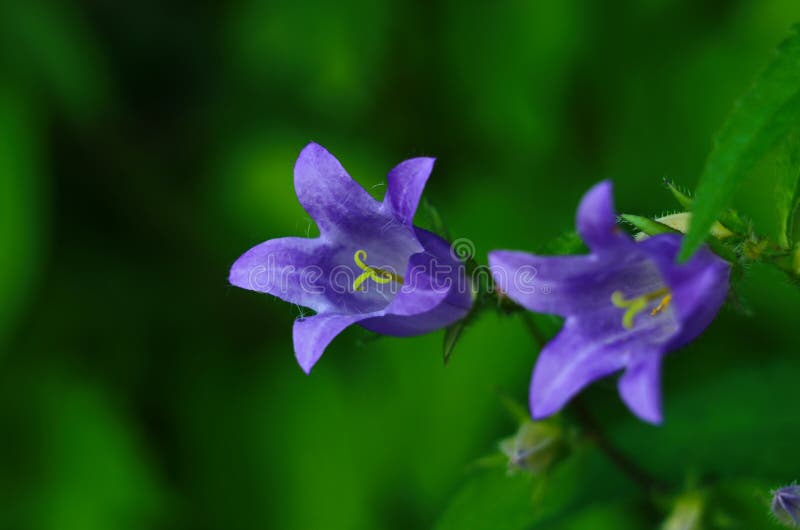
left=620, top=214, right=739, bottom=263
left=443, top=318, right=468, bottom=365
left=663, top=178, right=693, bottom=210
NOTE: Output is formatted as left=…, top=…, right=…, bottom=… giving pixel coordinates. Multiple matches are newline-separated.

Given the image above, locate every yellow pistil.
left=352, top=250, right=404, bottom=291
left=610, top=287, right=670, bottom=330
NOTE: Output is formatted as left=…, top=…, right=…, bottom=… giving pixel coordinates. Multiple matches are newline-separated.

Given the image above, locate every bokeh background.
left=2, top=1, right=800, bottom=529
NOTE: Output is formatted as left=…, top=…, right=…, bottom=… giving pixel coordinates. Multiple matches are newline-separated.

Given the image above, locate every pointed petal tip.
left=576, top=179, right=629, bottom=251
left=633, top=408, right=663, bottom=425
left=618, top=363, right=664, bottom=426
left=384, top=156, right=437, bottom=224
left=294, top=345, right=318, bottom=376
left=297, top=358, right=314, bottom=375
left=292, top=313, right=363, bottom=376
left=299, top=140, right=324, bottom=152
left=530, top=402, right=559, bottom=422
left=578, top=179, right=615, bottom=219
left=528, top=383, right=572, bottom=420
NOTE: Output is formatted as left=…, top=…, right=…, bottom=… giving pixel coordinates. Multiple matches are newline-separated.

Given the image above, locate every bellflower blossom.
left=229, top=143, right=472, bottom=373
left=489, top=181, right=730, bottom=424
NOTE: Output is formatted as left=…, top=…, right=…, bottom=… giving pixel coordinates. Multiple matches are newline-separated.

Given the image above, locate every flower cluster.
left=230, top=144, right=730, bottom=425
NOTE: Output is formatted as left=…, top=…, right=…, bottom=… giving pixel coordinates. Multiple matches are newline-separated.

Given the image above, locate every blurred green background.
left=2, top=1, right=800, bottom=529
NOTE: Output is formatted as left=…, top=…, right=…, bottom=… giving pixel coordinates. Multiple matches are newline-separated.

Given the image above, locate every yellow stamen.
left=650, top=293, right=672, bottom=316
left=352, top=250, right=404, bottom=291
left=610, top=287, right=670, bottom=330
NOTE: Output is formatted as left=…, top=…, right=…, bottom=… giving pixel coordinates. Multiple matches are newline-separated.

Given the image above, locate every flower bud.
left=631, top=212, right=732, bottom=241
left=499, top=420, right=566, bottom=474
left=772, top=485, right=800, bottom=528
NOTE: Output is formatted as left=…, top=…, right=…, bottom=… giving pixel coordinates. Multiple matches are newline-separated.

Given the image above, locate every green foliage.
left=682, top=25, right=800, bottom=259
left=772, top=133, right=800, bottom=247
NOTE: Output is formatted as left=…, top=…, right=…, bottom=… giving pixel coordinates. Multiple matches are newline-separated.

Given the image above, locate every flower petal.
left=576, top=180, right=630, bottom=252
left=292, top=313, right=365, bottom=373
left=360, top=229, right=471, bottom=336
left=229, top=236, right=333, bottom=313
left=618, top=350, right=665, bottom=424
left=294, top=143, right=381, bottom=235
left=489, top=248, right=664, bottom=318
left=383, top=157, right=435, bottom=225
left=489, top=250, right=599, bottom=316
left=530, top=317, right=627, bottom=419
left=383, top=253, right=450, bottom=317
left=639, top=234, right=730, bottom=349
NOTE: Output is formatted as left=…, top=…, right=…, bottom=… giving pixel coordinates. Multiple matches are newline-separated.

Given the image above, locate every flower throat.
left=611, top=288, right=672, bottom=329
left=352, top=250, right=405, bottom=291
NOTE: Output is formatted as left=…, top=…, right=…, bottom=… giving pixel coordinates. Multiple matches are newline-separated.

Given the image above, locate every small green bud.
left=499, top=420, right=567, bottom=475
left=626, top=212, right=732, bottom=240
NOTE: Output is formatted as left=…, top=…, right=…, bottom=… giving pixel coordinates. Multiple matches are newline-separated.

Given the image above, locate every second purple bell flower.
left=489, top=181, right=730, bottom=424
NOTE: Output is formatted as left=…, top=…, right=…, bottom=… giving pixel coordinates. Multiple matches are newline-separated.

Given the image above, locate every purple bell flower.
left=229, top=143, right=472, bottom=373
left=772, top=485, right=800, bottom=528
left=489, top=181, right=730, bottom=424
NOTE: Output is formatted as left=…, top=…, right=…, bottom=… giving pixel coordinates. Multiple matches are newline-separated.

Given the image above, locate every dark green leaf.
left=681, top=25, right=800, bottom=260
left=773, top=132, right=800, bottom=247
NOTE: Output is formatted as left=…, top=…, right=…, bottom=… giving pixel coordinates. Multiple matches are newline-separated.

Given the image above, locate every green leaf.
left=681, top=25, right=800, bottom=260
left=773, top=132, right=800, bottom=247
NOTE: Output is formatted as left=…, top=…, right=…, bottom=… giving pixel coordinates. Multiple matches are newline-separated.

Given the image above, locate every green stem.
left=571, top=397, right=666, bottom=492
